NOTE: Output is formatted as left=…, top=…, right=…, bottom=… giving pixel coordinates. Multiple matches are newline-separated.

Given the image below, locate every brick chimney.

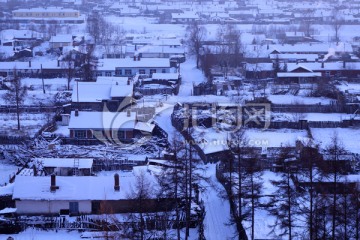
left=114, top=173, right=120, bottom=191
left=133, top=55, right=136, bottom=61
left=343, top=61, right=346, bottom=68
left=321, top=61, right=324, bottom=68
left=127, top=109, right=131, bottom=117
left=29, top=61, right=31, bottom=67
left=50, top=174, right=58, bottom=192
left=75, top=109, right=79, bottom=117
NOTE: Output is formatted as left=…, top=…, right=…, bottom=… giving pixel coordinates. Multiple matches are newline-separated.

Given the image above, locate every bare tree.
left=331, top=7, right=344, bottom=44
left=268, top=158, right=299, bottom=239
left=81, top=45, right=96, bottom=81
left=186, top=21, right=207, bottom=68
left=299, top=9, right=315, bottom=37
left=228, top=128, right=250, bottom=240
left=126, top=170, right=154, bottom=240
left=246, top=156, right=263, bottom=240
left=297, top=139, right=322, bottom=240
left=156, top=132, right=186, bottom=240
left=216, top=24, right=243, bottom=69
left=3, top=68, right=27, bottom=130
left=61, top=51, right=76, bottom=90
left=324, top=132, right=347, bottom=240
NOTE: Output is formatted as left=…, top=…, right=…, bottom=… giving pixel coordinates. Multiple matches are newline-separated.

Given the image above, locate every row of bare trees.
left=222, top=130, right=360, bottom=240
left=94, top=131, right=208, bottom=240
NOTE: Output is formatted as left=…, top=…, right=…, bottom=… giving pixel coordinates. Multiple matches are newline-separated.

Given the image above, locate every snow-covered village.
left=0, top=0, right=360, bottom=239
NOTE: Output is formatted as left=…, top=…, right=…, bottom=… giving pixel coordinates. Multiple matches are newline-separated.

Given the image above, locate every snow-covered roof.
left=0, top=60, right=61, bottom=71
left=72, top=79, right=133, bottom=102
left=192, top=128, right=229, bottom=154
left=269, top=53, right=318, bottom=61
left=289, top=64, right=313, bottom=72
left=171, top=12, right=199, bottom=19
left=13, top=170, right=156, bottom=201
left=152, top=73, right=179, bottom=80
left=287, top=62, right=360, bottom=72
left=13, top=7, right=79, bottom=13
left=135, top=122, right=155, bottom=133
left=271, top=43, right=353, bottom=54
left=277, top=72, right=322, bottom=77
left=50, top=34, right=73, bottom=43
left=68, top=111, right=136, bottom=130
left=133, top=45, right=185, bottom=55
left=33, top=158, right=93, bottom=169
left=0, top=183, right=14, bottom=197
left=0, top=29, right=43, bottom=41
left=0, top=208, right=16, bottom=214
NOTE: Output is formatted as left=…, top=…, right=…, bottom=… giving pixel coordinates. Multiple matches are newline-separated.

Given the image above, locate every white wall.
left=16, top=200, right=92, bottom=215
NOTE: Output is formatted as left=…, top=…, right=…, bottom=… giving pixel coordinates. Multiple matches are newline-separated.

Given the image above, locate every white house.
left=68, top=110, right=137, bottom=140
left=96, top=57, right=174, bottom=77
left=12, top=168, right=164, bottom=215
left=171, top=12, right=200, bottom=23
left=49, top=34, right=73, bottom=49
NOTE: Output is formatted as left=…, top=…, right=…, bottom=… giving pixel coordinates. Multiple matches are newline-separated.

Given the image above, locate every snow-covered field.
left=244, top=128, right=308, bottom=147
left=0, top=113, right=53, bottom=137
left=310, top=127, right=360, bottom=154
left=0, top=78, right=70, bottom=106
left=0, top=161, right=18, bottom=186
left=272, top=112, right=356, bottom=122
left=0, top=228, right=82, bottom=240
left=268, top=94, right=333, bottom=105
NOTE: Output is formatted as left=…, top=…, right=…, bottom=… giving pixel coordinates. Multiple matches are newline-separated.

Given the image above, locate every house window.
left=125, top=69, right=132, bottom=75
left=150, top=69, right=157, bottom=74
left=325, top=71, right=330, bottom=77
left=118, top=131, right=125, bottom=139
left=91, top=201, right=100, bottom=214
left=105, top=72, right=112, bottom=76
left=162, top=69, right=166, bottom=73
left=139, top=69, right=145, bottom=74
left=74, top=130, right=86, bottom=138
left=69, top=202, right=79, bottom=214
left=115, top=69, right=122, bottom=75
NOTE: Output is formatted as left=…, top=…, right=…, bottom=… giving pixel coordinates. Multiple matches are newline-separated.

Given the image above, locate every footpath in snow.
left=202, top=164, right=237, bottom=240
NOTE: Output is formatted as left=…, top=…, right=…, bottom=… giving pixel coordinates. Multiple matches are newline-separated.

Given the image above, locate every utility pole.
left=41, top=64, right=45, bottom=94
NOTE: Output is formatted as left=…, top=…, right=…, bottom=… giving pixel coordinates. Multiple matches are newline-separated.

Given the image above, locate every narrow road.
left=202, top=164, right=237, bottom=240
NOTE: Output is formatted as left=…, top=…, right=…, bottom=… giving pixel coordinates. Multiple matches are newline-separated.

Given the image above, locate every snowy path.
left=178, top=58, right=206, bottom=97
left=154, top=105, right=176, bottom=144
left=202, top=164, right=237, bottom=240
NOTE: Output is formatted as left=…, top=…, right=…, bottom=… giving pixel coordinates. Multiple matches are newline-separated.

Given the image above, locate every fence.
left=0, top=105, right=60, bottom=113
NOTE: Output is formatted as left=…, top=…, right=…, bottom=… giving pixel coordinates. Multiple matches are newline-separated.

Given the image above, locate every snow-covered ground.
left=0, top=161, right=18, bottom=186
left=202, top=164, right=237, bottom=240
left=0, top=78, right=71, bottom=106
left=244, top=128, right=308, bottom=147
left=0, top=113, right=53, bottom=137
left=310, top=127, right=360, bottom=154
left=271, top=112, right=357, bottom=122
left=0, top=228, right=82, bottom=240
left=268, top=94, right=333, bottom=105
